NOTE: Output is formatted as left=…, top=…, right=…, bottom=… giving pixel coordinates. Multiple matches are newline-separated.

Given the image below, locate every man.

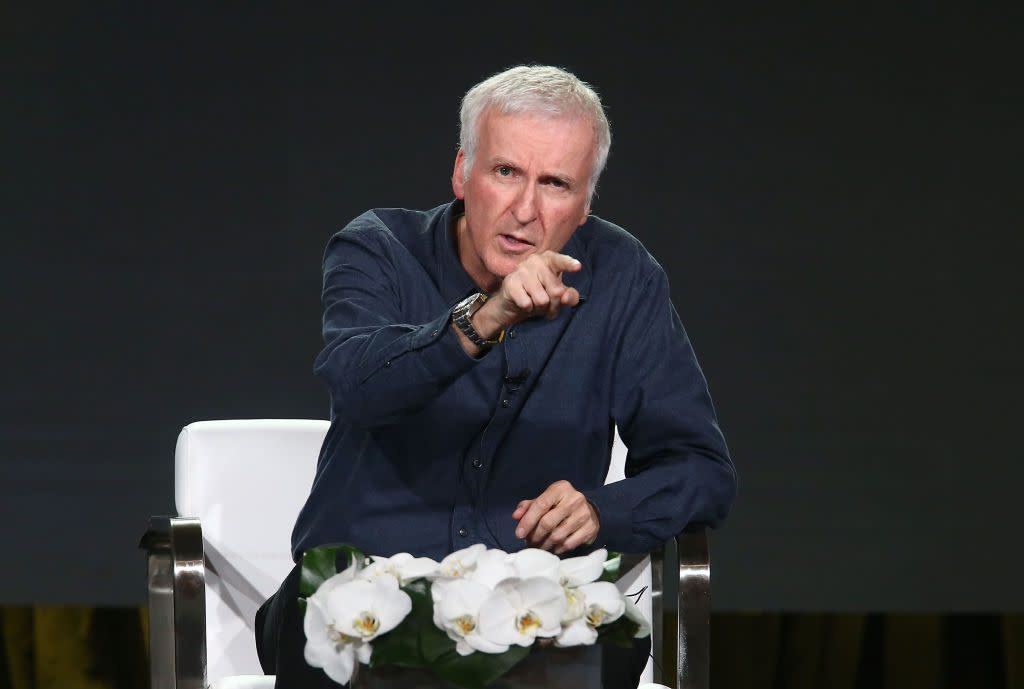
left=257, top=65, right=736, bottom=688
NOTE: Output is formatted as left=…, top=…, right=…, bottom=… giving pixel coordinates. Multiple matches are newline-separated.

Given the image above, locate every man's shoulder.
left=574, top=213, right=663, bottom=281
left=329, top=205, right=446, bottom=249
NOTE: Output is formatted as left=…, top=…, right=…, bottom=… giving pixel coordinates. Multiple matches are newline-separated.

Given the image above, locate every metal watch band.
left=452, top=293, right=504, bottom=347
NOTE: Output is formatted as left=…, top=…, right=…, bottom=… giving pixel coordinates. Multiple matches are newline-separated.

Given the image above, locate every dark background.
left=3, top=5, right=1020, bottom=609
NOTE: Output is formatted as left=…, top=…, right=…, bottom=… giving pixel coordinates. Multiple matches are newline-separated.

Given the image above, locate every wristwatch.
left=452, top=293, right=505, bottom=347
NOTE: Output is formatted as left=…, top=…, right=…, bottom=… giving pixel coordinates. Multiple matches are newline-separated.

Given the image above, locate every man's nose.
left=511, top=182, right=538, bottom=225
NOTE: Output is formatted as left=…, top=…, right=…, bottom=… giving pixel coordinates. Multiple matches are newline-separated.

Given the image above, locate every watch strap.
left=452, top=293, right=504, bottom=347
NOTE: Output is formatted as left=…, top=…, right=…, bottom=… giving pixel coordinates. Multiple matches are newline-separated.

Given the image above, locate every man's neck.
left=453, top=213, right=500, bottom=294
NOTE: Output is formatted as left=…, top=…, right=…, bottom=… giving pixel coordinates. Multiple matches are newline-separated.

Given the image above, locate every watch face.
left=457, top=293, right=483, bottom=315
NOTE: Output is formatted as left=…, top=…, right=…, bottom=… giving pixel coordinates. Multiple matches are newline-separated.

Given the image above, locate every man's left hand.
left=512, top=480, right=600, bottom=555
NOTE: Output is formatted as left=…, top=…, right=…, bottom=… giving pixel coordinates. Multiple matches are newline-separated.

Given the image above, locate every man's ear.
left=452, top=149, right=466, bottom=199
left=578, top=201, right=590, bottom=226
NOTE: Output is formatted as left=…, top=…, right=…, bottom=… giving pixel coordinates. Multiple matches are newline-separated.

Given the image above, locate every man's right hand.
left=454, top=251, right=582, bottom=358
left=475, top=251, right=582, bottom=332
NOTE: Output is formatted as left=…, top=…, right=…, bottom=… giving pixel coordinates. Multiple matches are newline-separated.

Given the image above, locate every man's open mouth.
left=499, top=234, right=534, bottom=251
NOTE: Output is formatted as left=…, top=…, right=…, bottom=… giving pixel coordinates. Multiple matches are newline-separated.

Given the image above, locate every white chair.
left=141, top=419, right=710, bottom=689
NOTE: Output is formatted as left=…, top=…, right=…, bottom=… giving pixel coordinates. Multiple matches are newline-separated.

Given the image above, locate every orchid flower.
left=557, top=548, right=607, bottom=587
left=364, top=552, right=439, bottom=585
left=431, top=578, right=511, bottom=656
left=561, top=582, right=587, bottom=624
left=323, top=575, right=412, bottom=641
left=302, top=586, right=372, bottom=684
left=555, top=549, right=608, bottom=624
left=303, top=570, right=413, bottom=684
left=554, top=581, right=625, bottom=647
left=477, top=577, right=568, bottom=647
left=466, top=549, right=515, bottom=590
left=509, top=548, right=561, bottom=583
left=436, top=543, right=487, bottom=578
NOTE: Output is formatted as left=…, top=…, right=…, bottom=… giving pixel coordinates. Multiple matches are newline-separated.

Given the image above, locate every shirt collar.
left=434, top=199, right=592, bottom=304
left=435, top=199, right=478, bottom=304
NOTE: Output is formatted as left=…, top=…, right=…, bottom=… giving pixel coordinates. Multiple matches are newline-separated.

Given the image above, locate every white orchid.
left=303, top=542, right=647, bottom=685
left=363, top=552, right=439, bottom=585
left=466, top=549, right=515, bottom=590
left=303, top=570, right=413, bottom=684
left=431, top=578, right=511, bottom=656
left=509, top=548, right=561, bottom=583
left=554, top=581, right=625, bottom=647
left=302, top=587, right=371, bottom=685
left=622, top=596, right=653, bottom=639
left=561, top=583, right=587, bottom=624
left=324, top=575, right=413, bottom=641
left=555, top=549, right=608, bottom=624
left=436, top=543, right=487, bottom=578
left=558, top=548, right=607, bottom=587
left=477, top=577, right=568, bottom=647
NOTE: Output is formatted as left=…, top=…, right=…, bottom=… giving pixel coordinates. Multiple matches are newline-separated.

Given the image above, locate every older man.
left=258, top=65, right=736, bottom=688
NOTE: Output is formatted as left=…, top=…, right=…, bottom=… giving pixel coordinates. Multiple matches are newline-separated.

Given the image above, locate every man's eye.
left=497, top=166, right=513, bottom=176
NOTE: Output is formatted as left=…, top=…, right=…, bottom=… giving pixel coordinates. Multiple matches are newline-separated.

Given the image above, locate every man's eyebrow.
left=489, top=157, right=576, bottom=186
left=541, top=172, right=576, bottom=187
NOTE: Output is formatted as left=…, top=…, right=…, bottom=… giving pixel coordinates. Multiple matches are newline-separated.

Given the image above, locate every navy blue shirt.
left=291, top=200, right=736, bottom=560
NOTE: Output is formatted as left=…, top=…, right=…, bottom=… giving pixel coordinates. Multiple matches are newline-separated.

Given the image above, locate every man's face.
left=452, top=108, right=596, bottom=292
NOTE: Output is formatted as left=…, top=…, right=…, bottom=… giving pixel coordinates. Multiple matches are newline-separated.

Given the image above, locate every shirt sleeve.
left=582, top=262, right=737, bottom=554
left=312, top=219, right=481, bottom=427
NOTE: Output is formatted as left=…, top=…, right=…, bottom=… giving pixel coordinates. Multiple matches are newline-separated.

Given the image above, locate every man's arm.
left=313, top=221, right=482, bottom=427
left=583, top=262, right=737, bottom=554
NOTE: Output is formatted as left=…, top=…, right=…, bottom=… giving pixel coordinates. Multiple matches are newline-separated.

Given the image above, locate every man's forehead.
left=477, top=108, right=596, bottom=170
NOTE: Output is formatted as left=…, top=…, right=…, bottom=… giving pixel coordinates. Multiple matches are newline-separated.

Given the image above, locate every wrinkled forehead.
left=478, top=106, right=600, bottom=156
left=479, top=109, right=597, bottom=171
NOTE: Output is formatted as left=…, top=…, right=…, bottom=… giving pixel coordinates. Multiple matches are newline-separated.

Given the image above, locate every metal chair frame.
left=141, top=519, right=710, bottom=689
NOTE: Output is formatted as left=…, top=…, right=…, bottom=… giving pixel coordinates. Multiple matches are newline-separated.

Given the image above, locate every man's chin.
left=489, top=255, right=530, bottom=278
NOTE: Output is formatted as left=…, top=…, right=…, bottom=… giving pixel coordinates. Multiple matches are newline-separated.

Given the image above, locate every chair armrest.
left=650, top=528, right=710, bottom=689
left=140, top=516, right=208, bottom=689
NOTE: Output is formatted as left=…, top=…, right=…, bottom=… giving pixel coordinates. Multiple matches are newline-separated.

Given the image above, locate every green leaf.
left=596, top=616, right=638, bottom=648
left=298, top=544, right=366, bottom=598
left=370, top=620, right=425, bottom=669
left=597, top=599, right=650, bottom=648
left=370, top=580, right=455, bottom=670
left=598, top=551, right=622, bottom=583
left=372, top=578, right=530, bottom=688
left=430, top=645, right=531, bottom=689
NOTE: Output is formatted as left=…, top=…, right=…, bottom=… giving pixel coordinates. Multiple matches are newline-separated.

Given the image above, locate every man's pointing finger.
left=545, top=252, right=582, bottom=274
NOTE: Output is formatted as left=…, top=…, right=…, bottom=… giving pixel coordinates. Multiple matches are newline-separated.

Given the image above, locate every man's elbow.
left=704, top=457, right=738, bottom=527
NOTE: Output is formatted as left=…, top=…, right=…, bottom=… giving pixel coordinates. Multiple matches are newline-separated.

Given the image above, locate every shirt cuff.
left=581, top=483, right=634, bottom=553
left=407, top=308, right=481, bottom=369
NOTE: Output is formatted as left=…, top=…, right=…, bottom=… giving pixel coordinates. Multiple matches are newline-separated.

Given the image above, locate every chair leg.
left=653, top=531, right=710, bottom=689
left=141, top=516, right=207, bottom=689
left=677, top=530, right=710, bottom=689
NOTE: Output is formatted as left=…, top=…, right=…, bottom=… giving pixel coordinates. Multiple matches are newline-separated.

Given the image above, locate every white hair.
left=459, top=65, right=612, bottom=200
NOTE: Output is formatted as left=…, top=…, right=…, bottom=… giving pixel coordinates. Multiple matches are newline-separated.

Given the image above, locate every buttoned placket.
left=449, top=324, right=533, bottom=548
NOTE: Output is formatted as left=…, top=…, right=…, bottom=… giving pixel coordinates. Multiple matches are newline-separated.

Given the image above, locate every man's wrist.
left=471, top=299, right=509, bottom=342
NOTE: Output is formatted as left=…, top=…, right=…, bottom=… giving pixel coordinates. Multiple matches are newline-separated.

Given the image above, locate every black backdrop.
left=3, top=5, right=1021, bottom=609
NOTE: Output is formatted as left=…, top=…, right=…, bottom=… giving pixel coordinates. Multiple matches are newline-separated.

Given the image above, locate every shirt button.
left=472, top=458, right=482, bottom=469
left=458, top=527, right=468, bottom=537
left=501, top=399, right=510, bottom=408
left=508, top=330, right=517, bottom=339
left=384, top=361, right=392, bottom=367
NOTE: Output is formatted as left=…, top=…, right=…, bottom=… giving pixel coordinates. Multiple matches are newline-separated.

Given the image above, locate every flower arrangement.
left=299, top=543, right=651, bottom=688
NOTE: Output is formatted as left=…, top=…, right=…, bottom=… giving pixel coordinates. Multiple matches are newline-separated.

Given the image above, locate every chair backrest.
left=174, top=419, right=329, bottom=683
left=175, top=419, right=653, bottom=686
